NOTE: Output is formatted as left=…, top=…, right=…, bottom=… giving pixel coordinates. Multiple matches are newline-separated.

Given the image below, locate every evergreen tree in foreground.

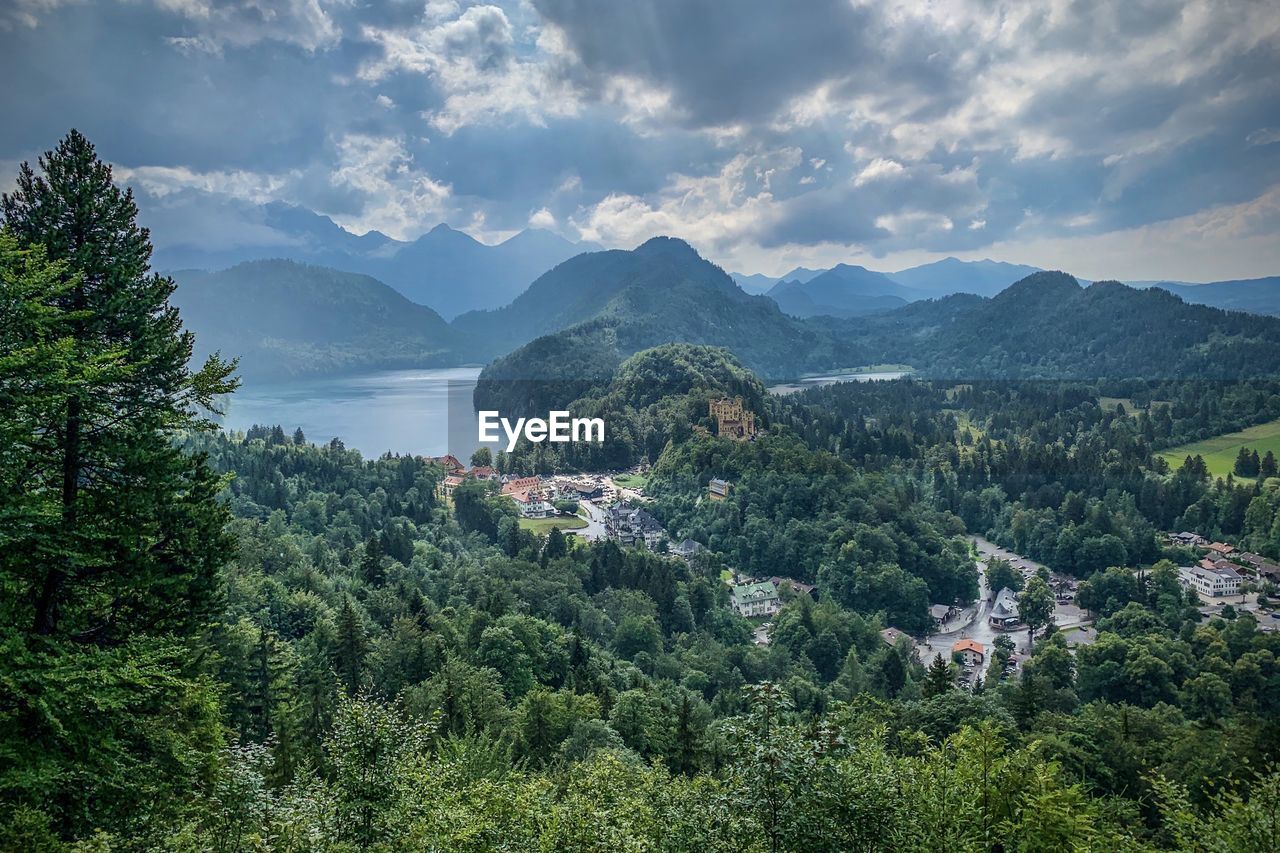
left=0, top=130, right=238, bottom=839
left=1, top=128, right=238, bottom=640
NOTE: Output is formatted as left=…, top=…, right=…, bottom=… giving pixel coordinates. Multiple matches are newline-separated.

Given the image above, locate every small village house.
left=952, top=639, right=985, bottom=667
left=989, top=587, right=1022, bottom=630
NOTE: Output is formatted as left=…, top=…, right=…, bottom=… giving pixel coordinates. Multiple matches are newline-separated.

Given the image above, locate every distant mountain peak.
left=993, top=270, right=1081, bottom=304
left=636, top=235, right=698, bottom=256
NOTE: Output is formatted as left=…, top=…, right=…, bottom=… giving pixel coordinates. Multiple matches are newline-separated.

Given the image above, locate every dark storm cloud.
left=1, top=0, right=1277, bottom=273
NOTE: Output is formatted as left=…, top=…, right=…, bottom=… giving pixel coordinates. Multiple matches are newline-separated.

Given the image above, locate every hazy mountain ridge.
left=172, top=260, right=468, bottom=380
left=1144, top=276, right=1280, bottom=316
left=833, top=272, right=1280, bottom=378
left=153, top=202, right=597, bottom=319
left=767, top=263, right=917, bottom=317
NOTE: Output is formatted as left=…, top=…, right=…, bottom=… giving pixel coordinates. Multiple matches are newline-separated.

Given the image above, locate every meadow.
left=1158, top=418, right=1280, bottom=477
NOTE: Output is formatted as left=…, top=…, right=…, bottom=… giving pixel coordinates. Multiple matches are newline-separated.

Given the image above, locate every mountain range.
left=171, top=260, right=466, bottom=380
left=821, top=271, right=1280, bottom=379
left=1137, top=277, right=1280, bottom=315
left=766, top=264, right=918, bottom=317
left=154, top=202, right=597, bottom=320
left=167, top=228, right=1280, bottom=386
left=152, top=202, right=1280, bottom=324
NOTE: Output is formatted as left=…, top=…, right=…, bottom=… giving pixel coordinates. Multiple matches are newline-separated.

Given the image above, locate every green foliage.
left=0, top=130, right=237, bottom=840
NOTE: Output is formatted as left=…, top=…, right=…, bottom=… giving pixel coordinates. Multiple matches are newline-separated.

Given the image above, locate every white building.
left=1184, top=564, right=1243, bottom=598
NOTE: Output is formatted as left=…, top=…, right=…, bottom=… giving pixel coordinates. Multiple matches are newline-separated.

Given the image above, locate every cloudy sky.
left=3, top=0, right=1279, bottom=280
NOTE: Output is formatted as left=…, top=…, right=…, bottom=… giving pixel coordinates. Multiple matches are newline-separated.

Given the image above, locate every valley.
left=7, top=130, right=1280, bottom=851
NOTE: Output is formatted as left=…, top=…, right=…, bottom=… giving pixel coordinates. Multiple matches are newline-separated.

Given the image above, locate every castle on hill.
left=710, top=396, right=758, bottom=441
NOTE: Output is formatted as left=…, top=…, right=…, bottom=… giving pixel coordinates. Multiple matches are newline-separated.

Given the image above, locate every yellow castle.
left=709, top=397, right=758, bottom=441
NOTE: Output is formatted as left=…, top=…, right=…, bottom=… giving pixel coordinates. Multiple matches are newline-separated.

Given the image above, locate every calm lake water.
left=219, top=367, right=484, bottom=458
left=219, top=366, right=910, bottom=458
left=767, top=370, right=908, bottom=395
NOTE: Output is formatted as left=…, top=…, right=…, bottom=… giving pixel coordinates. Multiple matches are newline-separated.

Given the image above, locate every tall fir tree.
left=923, top=653, right=955, bottom=698
left=335, top=597, right=369, bottom=694
left=0, top=130, right=237, bottom=839
left=1, top=129, right=238, bottom=640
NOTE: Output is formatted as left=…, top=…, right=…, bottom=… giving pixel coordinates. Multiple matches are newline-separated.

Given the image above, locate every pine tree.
left=361, top=534, right=385, bottom=586
left=1235, top=447, right=1258, bottom=477
left=0, top=131, right=236, bottom=837
left=1262, top=450, right=1278, bottom=478
left=1, top=129, right=238, bottom=640
left=672, top=692, right=701, bottom=775
left=544, top=526, right=568, bottom=561
left=335, top=597, right=369, bottom=694
left=923, top=653, right=954, bottom=698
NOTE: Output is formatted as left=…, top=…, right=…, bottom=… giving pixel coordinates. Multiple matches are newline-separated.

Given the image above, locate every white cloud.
left=327, top=134, right=452, bottom=239
left=853, top=157, right=906, bottom=186
left=1247, top=128, right=1280, bottom=147
left=968, top=185, right=1280, bottom=281
left=154, top=0, right=340, bottom=52
left=359, top=4, right=582, bottom=133
left=528, top=207, right=556, bottom=229
left=571, top=151, right=796, bottom=253
left=112, top=163, right=294, bottom=203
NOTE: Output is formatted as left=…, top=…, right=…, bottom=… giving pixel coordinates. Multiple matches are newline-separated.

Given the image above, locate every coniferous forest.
left=4, top=134, right=1280, bottom=851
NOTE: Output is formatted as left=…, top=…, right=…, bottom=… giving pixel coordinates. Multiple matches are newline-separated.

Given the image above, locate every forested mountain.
left=172, top=260, right=468, bottom=380
left=152, top=202, right=595, bottom=318
left=1149, top=276, right=1280, bottom=316
left=889, top=257, right=1044, bottom=296
left=464, top=237, right=853, bottom=381
left=830, top=271, right=1280, bottom=378
left=766, top=263, right=915, bottom=317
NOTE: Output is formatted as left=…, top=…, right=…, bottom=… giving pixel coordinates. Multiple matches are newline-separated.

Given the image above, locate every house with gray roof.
left=989, top=587, right=1021, bottom=630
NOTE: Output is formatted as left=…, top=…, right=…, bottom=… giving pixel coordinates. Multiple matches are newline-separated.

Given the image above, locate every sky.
left=3, top=0, right=1279, bottom=281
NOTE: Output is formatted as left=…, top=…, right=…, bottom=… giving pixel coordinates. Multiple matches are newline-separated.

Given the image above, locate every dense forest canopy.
left=3, top=131, right=1280, bottom=850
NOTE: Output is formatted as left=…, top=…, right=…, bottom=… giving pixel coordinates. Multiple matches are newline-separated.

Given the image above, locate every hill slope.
left=833, top=272, right=1280, bottom=378
left=172, top=260, right=466, bottom=380
left=458, top=237, right=847, bottom=374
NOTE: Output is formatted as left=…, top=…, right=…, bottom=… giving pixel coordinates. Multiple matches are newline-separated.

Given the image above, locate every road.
left=919, top=536, right=1091, bottom=670
left=572, top=499, right=607, bottom=542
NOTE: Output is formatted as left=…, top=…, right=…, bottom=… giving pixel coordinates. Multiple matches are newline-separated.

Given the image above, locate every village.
left=425, top=396, right=757, bottom=542
left=429, top=399, right=1280, bottom=694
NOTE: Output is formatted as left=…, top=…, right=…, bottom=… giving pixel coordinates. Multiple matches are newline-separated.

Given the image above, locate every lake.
left=219, top=367, right=484, bottom=458
left=219, top=366, right=911, bottom=458
left=767, top=370, right=908, bottom=395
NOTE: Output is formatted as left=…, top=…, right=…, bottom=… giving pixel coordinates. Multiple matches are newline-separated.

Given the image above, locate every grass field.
left=1098, top=397, right=1170, bottom=416
left=1159, top=418, right=1280, bottom=478
left=612, top=473, right=648, bottom=489
left=518, top=515, right=588, bottom=534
